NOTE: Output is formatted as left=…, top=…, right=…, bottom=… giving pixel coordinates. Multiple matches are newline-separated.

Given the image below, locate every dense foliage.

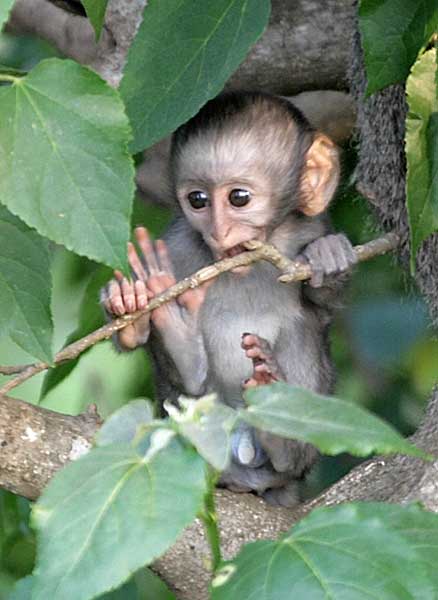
left=0, top=0, right=437, bottom=598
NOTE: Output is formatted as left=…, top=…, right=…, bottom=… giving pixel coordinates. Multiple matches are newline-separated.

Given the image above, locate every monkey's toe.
left=241, top=333, right=284, bottom=385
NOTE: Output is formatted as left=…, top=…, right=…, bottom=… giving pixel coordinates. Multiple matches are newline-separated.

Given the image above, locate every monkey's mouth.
left=223, top=244, right=247, bottom=258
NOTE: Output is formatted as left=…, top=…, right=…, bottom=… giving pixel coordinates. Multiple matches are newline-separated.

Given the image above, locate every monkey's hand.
left=300, top=233, right=357, bottom=288
left=101, top=269, right=150, bottom=350
left=131, top=227, right=208, bottom=333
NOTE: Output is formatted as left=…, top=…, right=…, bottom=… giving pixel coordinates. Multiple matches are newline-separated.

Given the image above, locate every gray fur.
left=105, top=92, right=355, bottom=506
left=151, top=211, right=341, bottom=506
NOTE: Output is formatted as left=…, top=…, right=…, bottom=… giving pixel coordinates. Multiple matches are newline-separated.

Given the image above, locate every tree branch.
left=8, top=0, right=354, bottom=93
left=0, top=395, right=101, bottom=499
left=0, top=233, right=399, bottom=395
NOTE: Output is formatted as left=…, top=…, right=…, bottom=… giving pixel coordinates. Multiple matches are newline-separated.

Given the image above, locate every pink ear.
left=299, top=134, right=340, bottom=217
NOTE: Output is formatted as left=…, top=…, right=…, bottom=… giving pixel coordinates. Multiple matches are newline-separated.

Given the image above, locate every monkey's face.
left=177, top=173, right=275, bottom=269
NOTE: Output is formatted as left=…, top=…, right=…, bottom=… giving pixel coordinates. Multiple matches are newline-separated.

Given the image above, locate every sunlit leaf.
left=32, top=438, right=206, bottom=600
left=121, top=0, right=270, bottom=152
left=212, top=503, right=438, bottom=599
left=96, top=399, right=155, bottom=446
left=0, top=58, right=134, bottom=271
left=169, top=395, right=237, bottom=470
left=406, top=48, right=438, bottom=270
left=241, top=382, right=429, bottom=459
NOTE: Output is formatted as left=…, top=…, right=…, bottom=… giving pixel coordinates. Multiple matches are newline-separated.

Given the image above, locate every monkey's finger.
left=337, top=234, right=357, bottom=267
left=155, top=239, right=174, bottom=275
left=178, top=282, right=211, bottom=313
left=252, top=368, right=271, bottom=385
left=100, top=287, right=118, bottom=317
left=319, top=237, right=338, bottom=274
left=254, top=362, right=276, bottom=379
left=121, top=277, right=136, bottom=313
left=128, top=242, right=148, bottom=281
left=245, top=347, right=268, bottom=361
left=242, top=377, right=258, bottom=389
left=241, top=333, right=258, bottom=348
left=147, top=273, right=176, bottom=295
left=108, top=279, right=126, bottom=315
left=135, top=227, right=160, bottom=274
left=134, top=280, right=149, bottom=310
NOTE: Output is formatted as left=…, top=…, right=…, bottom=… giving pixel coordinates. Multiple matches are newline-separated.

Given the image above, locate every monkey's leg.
left=237, top=333, right=318, bottom=507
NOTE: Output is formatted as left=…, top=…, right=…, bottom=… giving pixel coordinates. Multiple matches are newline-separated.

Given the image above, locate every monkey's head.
left=170, top=91, right=340, bottom=261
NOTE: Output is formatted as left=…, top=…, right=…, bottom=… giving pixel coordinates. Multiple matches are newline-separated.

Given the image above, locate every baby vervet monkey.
left=101, top=92, right=356, bottom=506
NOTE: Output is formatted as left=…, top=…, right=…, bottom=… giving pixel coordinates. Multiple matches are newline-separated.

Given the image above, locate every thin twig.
left=0, top=232, right=399, bottom=395
left=0, top=365, right=31, bottom=375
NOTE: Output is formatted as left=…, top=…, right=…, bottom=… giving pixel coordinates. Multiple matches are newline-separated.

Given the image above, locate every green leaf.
left=9, top=576, right=34, bottom=600
left=131, top=197, right=172, bottom=238
left=32, top=438, right=206, bottom=600
left=40, top=263, right=111, bottom=398
left=0, top=58, right=134, bottom=271
left=406, top=48, right=438, bottom=270
left=0, top=206, right=53, bottom=362
left=212, top=502, right=438, bottom=600
left=100, top=569, right=176, bottom=600
left=120, top=0, right=270, bottom=152
left=0, top=65, right=26, bottom=78
left=168, top=395, right=237, bottom=470
left=359, top=0, right=438, bottom=95
left=82, top=0, right=109, bottom=40
left=0, top=0, right=15, bottom=31
left=240, top=382, right=429, bottom=459
left=96, top=399, right=155, bottom=446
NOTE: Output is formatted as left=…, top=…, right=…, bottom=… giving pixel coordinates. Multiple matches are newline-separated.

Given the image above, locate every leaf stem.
left=200, top=468, right=222, bottom=572
left=0, top=74, right=18, bottom=83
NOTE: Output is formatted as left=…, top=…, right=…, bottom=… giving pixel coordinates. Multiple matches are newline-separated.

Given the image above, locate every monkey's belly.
left=203, top=310, right=280, bottom=405
left=202, top=307, right=330, bottom=406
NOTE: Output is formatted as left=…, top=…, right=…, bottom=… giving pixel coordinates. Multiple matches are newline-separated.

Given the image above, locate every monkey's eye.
left=229, top=189, right=251, bottom=207
left=188, top=191, right=208, bottom=209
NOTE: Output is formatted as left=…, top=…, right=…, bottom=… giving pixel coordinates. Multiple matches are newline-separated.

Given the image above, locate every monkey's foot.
left=241, top=333, right=284, bottom=387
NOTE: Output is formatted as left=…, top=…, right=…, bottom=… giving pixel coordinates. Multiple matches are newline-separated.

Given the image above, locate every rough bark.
left=8, top=0, right=354, bottom=93
left=0, top=395, right=101, bottom=500
left=8, top=0, right=146, bottom=87
left=227, top=0, right=355, bottom=95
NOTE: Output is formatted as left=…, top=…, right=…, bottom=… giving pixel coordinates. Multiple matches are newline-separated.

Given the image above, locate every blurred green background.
left=0, top=31, right=437, bottom=598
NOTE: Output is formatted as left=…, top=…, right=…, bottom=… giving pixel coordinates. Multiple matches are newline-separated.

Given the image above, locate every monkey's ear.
left=299, top=134, right=340, bottom=217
